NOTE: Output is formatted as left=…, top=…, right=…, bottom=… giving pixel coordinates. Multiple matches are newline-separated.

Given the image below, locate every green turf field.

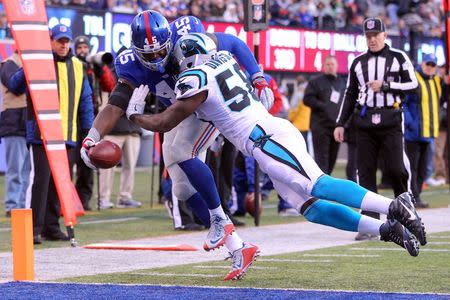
left=1, top=165, right=450, bottom=293
left=61, top=231, right=450, bottom=293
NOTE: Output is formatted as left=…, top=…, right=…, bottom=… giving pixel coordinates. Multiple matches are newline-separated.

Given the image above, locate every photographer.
left=74, top=35, right=115, bottom=210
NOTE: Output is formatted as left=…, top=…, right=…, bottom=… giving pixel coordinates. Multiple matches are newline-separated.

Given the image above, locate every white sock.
left=357, top=215, right=384, bottom=236
left=360, top=191, right=392, bottom=214
left=225, top=232, right=244, bottom=252
left=209, top=205, right=227, bottom=219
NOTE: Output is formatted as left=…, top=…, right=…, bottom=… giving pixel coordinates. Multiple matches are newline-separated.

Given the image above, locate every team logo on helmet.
left=180, top=39, right=207, bottom=57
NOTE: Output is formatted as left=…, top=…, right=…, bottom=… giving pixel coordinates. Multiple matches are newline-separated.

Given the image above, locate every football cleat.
left=388, top=192, right=427, bottom=245
left=203, top=215, right=235, bottom=251
left=380, top=219, right=420, bottom=257
left=224, top=242, right=260, bottom=281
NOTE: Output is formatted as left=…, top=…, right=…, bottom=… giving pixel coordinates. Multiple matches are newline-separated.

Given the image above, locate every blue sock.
left=178, top=158, right=221, bottom=210
left=186, top=193, right=211, bottom=228
left=311, top=175, right=368, bottom=208
left=303, top=199, right=361, bottom=232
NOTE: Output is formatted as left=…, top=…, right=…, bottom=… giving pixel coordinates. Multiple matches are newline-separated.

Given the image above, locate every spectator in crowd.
left=304, top=55, right=346, bottom=175
left=334, top=18, right=417, bottom=240
left=9, top=24, right=93, bottom=244
left=292, top=4, right=315, bottom=28
left=288, top=75, right=310, bottom=151
left=73, top=35, right=116, bottom=210
left=86, top=0, right=108, bottom=10
left=0, top=13, right=11, bottom=39
left=0, top=51, right=30, bottom=218
left=428, top=65, right=449, bottom=186
left=403, top=53, right=442, bottom=208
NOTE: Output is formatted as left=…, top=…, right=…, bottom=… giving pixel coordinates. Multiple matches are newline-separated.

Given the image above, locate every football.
left=88, top=140, right=122, bottom=169
left=244, top=192, right=263, bottom=217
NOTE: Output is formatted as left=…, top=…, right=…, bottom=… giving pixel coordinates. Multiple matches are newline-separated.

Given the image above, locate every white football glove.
left=80, top=127, right=100, bottom=170
left=252, top=76, right=274, bottom=111
left=126, top=84, right=149, bottom=120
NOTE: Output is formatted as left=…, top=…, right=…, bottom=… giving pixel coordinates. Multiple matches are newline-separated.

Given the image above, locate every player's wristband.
left=87, top=127, right=101, bottom=144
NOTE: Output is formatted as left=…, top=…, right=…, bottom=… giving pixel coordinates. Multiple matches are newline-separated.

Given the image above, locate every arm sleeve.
left=268, top=77, right=283, bottom=115
left=388, top=52, right=418, bottom=93
left=78, top=76, right=94, bottom=130
left=175, top=69, right=208, bottom=100
left=303, top=79, right=326, bottom=111
left=215, top=32, right=261, bottom=79
left=99, top=65, right=116, bottom=93
left=336, top=63, right=359, bottom=126
left=8, top=68, right=27, bottom=96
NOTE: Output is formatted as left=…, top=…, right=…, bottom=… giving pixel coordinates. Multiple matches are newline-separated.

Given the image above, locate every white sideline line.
left=130, top=272, right=220, bottom=278
left=350, top=247, right=450, bottom=252
left=429, top=236, right=450, bottom=239
left=79, top=217, right=141, bottom=225
left=0, top=217, right=141, bottom=232
left=427, top=242, right=450, bottom=245
left=303, top=253, right=380, bottom=258
left=193, top=266, right=277, bottom=270
left=258, top=258, right=333, bottom=263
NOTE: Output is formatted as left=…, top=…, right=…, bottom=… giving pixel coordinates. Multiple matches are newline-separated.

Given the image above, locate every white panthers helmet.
left=173, top=33, right=217, bottom=72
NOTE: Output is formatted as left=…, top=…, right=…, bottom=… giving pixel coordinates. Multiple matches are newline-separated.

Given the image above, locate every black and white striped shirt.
left=336, top=44, right=418, bottom=126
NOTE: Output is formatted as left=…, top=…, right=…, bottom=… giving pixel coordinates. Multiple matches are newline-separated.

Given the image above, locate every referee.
left=334, top=18, right=418, bottom=240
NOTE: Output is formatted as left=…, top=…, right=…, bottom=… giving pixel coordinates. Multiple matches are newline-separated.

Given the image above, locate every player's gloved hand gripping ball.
left=252, top=76, right=274, bottom=111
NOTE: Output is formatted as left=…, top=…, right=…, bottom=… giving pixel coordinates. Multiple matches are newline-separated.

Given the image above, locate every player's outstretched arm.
left=130, top=90, right=207, bottom=132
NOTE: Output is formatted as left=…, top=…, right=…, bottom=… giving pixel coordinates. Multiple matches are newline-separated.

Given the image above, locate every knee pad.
left=162, top=139, right=193, bottom=168
left=166, top=164, right=197, bottom=201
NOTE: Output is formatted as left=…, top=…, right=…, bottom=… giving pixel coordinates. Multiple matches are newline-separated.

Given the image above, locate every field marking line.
left=426, top=242, right=450, bottom=245
left=193, top=266, right=277, bottom=270
left=0, top=217, right=142, bottom=232
left=350, top=247, right=450, bottom=252
left=129, top=272, right=220, bottom=278
left=258, top=258, right=333, bottom=263
left=302, top=253, right=380, bottom=258
left=428, top=236, right=450, bottom=239
left=79, top=217, right=141, bottom=225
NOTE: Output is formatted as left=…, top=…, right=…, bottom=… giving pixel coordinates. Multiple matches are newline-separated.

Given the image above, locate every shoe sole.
left=203, top=224, right=235, bottom=251
left=224, top=247, right=260, bottom=281
left=398, top=196, right=428, bottom=246
left=404, top=235, right=420, bottom=257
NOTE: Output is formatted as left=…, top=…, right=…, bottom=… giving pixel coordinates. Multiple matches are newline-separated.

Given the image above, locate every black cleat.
left=388, top=192, right=427, bottom=246
left=380, top=219, right=420, bottom=257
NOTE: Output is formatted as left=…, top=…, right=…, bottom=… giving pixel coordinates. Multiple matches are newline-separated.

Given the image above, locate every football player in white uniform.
left=127, top=34, right=427, bottom=261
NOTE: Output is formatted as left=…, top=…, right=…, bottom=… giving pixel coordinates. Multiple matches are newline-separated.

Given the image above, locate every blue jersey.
left=114, top=15, right=259, bottom=108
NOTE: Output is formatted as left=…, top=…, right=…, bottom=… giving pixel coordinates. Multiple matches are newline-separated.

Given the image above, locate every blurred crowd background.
left=0, top=0, right=444, bottom=39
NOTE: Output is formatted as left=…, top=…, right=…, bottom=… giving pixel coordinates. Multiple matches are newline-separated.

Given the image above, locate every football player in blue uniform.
left=127, top=33, right=428, bottom=263
left=81, top=11, right=270, bottom=280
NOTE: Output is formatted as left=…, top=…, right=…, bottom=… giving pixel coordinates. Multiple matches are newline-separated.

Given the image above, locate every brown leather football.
left=245, top=193, right=263, bottom=217
left=88, top=140, right=122, bottom=169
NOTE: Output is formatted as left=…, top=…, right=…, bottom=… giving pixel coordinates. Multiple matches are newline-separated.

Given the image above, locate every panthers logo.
left=180, top=40, right=207, bottom=58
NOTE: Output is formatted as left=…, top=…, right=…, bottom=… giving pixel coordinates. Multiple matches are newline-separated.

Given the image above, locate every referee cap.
left=363, top=18, right=385, bottom=34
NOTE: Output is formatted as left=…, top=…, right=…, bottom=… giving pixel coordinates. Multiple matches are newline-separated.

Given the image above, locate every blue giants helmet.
left=130, top=10, right=172, bottom=72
